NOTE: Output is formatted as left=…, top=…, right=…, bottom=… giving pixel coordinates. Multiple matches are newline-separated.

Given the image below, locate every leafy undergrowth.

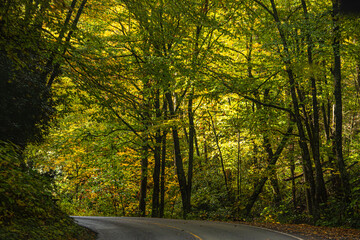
left=0, top=141, right=96, bottom=240
left=241, top=222, right=360, bottom=240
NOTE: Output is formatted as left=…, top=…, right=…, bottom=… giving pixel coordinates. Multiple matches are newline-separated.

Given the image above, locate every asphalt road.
left=73, top=216, right=304, bottom=240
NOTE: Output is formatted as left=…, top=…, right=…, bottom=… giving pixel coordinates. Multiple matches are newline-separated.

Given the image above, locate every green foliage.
left=18, top=0, right=360, bottom=230
left=316, top=196, right=360, bottom=228
left=0, top=51, right=54, bottom=146
left=257, top=204, right=313, bottom=225
left=191, top=165, right=233, bottom=220
left=26, top=97, right=142, bottom=217
left=0, top=0, right=63, bottom=147
left=0, top=141, right=95, bottom=240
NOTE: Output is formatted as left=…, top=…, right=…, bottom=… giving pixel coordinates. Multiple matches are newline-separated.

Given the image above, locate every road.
left=73, top=216, right=304, bottom=240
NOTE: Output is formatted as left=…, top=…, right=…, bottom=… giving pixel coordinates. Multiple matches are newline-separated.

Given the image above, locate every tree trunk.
left=236, top=132, right=242, bottom=208
left=150, top=141, right=161, bottom=218
left=139, top=144, right=148, bottom=217
left=151, top=130, right=161, bottom=217
left=289, top=143, right=297, bottom=209
left=151, top=89, right=162, bottom=217
left=165, top=91, right=190, bottom=218
left=332, top=0, right=351, bottom=203
left=186, top=87, right=195, bottom=212
left=267, top=0, right=318, bottom=218
left=160, top=130, right=167, bottom=218
left=194, top=129, right=201, bottom=157
left=203, top=133, right=208, bottom=166
left=301, top=0, right=327, bottom=204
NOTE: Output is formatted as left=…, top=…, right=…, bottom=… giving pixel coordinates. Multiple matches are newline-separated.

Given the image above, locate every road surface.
left=73, top=216, right=304, bottom=240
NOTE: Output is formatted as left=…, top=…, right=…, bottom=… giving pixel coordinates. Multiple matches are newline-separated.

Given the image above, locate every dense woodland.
left=1, top=0, right=360, bottom=236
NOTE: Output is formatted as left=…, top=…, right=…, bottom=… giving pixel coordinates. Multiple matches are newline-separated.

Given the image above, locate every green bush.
left=0, top=141, right=95, bottom=240
left=317, top=196, right=360, bottom=228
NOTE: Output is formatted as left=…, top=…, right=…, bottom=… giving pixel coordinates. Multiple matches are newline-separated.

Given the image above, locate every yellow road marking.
left=127, top=219, right=203, bottom=240
left=149, top=222, right=202, bottom=240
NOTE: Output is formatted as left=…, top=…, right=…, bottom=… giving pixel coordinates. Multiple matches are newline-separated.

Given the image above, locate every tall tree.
left=331, top=0, right=351, bottom=204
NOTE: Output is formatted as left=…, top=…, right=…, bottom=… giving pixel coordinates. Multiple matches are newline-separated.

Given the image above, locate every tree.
left=0, top=0, right=88, bottom=148
left=23, top=0, right=360, bottom=227
left=331, top=0, right=351, bottom=205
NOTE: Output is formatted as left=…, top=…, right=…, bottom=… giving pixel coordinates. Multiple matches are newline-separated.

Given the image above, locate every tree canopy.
left=2, top=0, right=360, bottom=235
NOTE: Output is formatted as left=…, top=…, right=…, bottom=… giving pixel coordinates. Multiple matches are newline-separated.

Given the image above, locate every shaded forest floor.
left=240, top=222, right=360, bottom=240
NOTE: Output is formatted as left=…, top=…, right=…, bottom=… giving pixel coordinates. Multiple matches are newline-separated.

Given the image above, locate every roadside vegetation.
left=0, top=0, right=95, bottom=239
left=0, top=142, right=96, bottom=240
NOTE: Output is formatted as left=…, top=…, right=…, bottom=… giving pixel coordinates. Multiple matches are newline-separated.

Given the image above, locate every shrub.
left=0, top=141, right=95, bottom=240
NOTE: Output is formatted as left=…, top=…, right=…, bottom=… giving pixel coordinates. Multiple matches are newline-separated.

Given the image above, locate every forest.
left=1, top=0, right=360, bottom=238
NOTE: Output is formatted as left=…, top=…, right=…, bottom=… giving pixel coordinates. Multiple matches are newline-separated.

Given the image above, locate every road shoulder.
left=239, top=222, right=360, bottom=240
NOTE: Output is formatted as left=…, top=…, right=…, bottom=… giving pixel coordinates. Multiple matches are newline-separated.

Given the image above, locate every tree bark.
left=186, top=87, right=195, bottom=212
left=160, top=130, right=167, bottom=218
left=139, top=144, right=148, bottom=217
left=332, top=0, right=351, bottom=203
left=151, top=90, right=161, bottom=218
left=301, top=0, right=327, bottom=204
left=289, top=143, right=297, bottom=209
left=159, top=99, right=168, bottom=218
left=266, top=0, right=318, bottom=218
left=165, top=91, right=190, bottom=218
left=236, top=132, right=242, bottom=206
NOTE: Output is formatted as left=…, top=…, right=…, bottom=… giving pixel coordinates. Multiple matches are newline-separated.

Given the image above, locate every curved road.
left=73, top=216, right=304, bottom=240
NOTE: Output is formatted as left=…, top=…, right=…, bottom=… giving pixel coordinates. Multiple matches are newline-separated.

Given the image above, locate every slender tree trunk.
left=139, top=144, right=148, bottom=217
left=165, top=91, right=190, bottom=218
left=267, top=0, right=318, bottom=218
left=289, top=143, right=297, bottom=209
left=332, top=0, right=351, bottom=203
left=320, top=82, right=342, bottom=194
left=160, top=99, right=168, bottom=218
left=151, top=131, right=161, bottom=217
left=194, top=129, right=201, bottom=157
left=236, top=132, right=241, bottom=209
left=151, top=89, right=162, bottom=217
left=186, top=87, right=195, bottom=212
left=301, top=0, right=327, bottom=204
left=203, top=133, right=208, bottom=166
left=322, top=102, right=331, bottom=141
left=160, top=130, right=167, bottom=218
